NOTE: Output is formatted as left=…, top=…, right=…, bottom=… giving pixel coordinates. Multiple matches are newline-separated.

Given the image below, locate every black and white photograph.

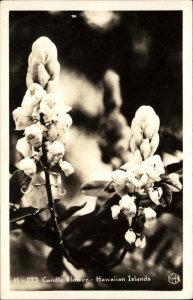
left=0, top=1, right=192, bottom=299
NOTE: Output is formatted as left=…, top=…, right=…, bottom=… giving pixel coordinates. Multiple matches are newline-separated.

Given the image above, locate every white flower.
left=111, top=170, right=128, bottom=196
left=142, top=155, right=165, bottom=181
left=127, top=165, right=148, bottom=189
left=16, top=137, right=32, bottom=158
left=119, top=195, right=136, bottom=217
left=143, top=207, right=157, bottom=221
left=25, top=124, right=43, bottom=148
left=135, top=236, right=146, bottom=248
left=56, top=112, right=73, bottom=129
left=40, top=93, right=58, bottom=123
left=148, top=187, right=163, bottom=205
left=22, top=83, right=45, bottom=116
left=125, top=229, right=136, bottom=244
left=111, top=205, right=121, bottom=220
left=111, top=170, right=128, bottom=186
left=12, top=107, right=32, bottom=130
left=56, top=129, right=70, bottom=145
left=47, top=124, right=58, bottom=142
left=47, top=141, right=65, bottom=164
left=19, top=157, right=37, bottom=177
left=55, top=113, right=72, bottom=144
left=59, top=161, right=74, bottom=176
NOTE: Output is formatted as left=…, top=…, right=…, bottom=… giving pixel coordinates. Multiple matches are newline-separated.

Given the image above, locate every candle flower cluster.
left=12, top=37, right=74, bottom=180
left=82, top=105, right=182, bottom=251
left=109, top=106, right=181, bottom=247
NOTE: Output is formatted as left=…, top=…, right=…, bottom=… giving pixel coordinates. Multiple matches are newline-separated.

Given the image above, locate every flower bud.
left=56, top=129, right=70, bottom=145
left=130, top=137, right=137, bottom=152
left=37, top=63, right=50, bottom=88
left=59, top=161, right=74, bottom=176
left=12, top=107, right=32, bottom=130
left=111, top=205, right=121, bottom=220
left=135, top=236, right=146, bottom=248
left=119, top=195, right=136, bottom=217
left=135, top=105, right=156, bottom=122
left=40, top=94, right=57, bottom=123
left=111, top=170, right=128, bottom=186
left=47, top=141, right=65, bottom=165
left=19, top=157, right=36, bottom=177
left=16, top=137, right=32, bottom=158
left=142, top=155, right=165, bottom=181
left=22, top=83, right=45, bottom=115
left=140, top=139, right=151, bottom=159
left=25, top=124, right=43, bottom=148
left=56, top=113, right=73, bottom=129
left=143, top=207, right=157, bottom=221
left=144, top=123, right=155, bottom=139
left=32, top=36, right=58, bottom=62
left=153, top=114, right=160, bottom=132
left=47, top=124, right=58, bottom=142
left=133, top=149, right=142, bottom=165
left=125, top=229, right=136, bottom=244
left=150, top=133, right=159, bottom=155
left=148, top=187, right=162, bottom=205
left=127, top=165, right=148, bottom=189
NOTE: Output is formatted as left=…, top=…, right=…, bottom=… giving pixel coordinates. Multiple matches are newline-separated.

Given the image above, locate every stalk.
left=40, top=114, right=81, bottom=268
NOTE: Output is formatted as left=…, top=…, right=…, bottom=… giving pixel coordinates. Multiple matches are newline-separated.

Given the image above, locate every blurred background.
left=9, top=11, right=183, bottom=290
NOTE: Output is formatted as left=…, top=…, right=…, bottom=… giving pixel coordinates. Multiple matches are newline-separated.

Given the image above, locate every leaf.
left=81, top=180, right=111, bottom=197
left=10, top=206, right=41, bottom=222
left=165, top=161, right=182, bottom=175
left=10, top=170, right=32, bottom=204
left=47, top=247, right=64, bottom=277
left=57, top=202, right=87, bottom=223
left=104, top=181, right=115, bottom=193
left=160, top=174, right=182, bottom=192
left=97, top=194, right=120, bottom=222
left=159, top=183, right=172, bottom=207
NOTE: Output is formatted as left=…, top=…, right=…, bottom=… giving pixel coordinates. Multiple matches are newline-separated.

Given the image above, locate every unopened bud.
left=133, top=149, right=142, bottom=165
left=125, top=229, right=136, bottom=244
left=16, top=137, right=32, bottom=158
left=135, top=236, right=146, bottom=248
left=130, top=137, right=137, bottom=152
left=111, top=170, right=128, bottom=186
left=143, top=207, right=156, bottom=221
left=140, top=139, right=151, bottom=159
left=59, top=161, right=74, bottom=176
left=150, top=133, right=159, bottom=155
left=144, top=123, right=155, bottom=139
left=111, top=205, right=121, bottom=220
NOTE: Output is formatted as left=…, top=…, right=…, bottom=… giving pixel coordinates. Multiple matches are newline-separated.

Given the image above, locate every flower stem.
left=40, top=114, right=81, bottom=268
